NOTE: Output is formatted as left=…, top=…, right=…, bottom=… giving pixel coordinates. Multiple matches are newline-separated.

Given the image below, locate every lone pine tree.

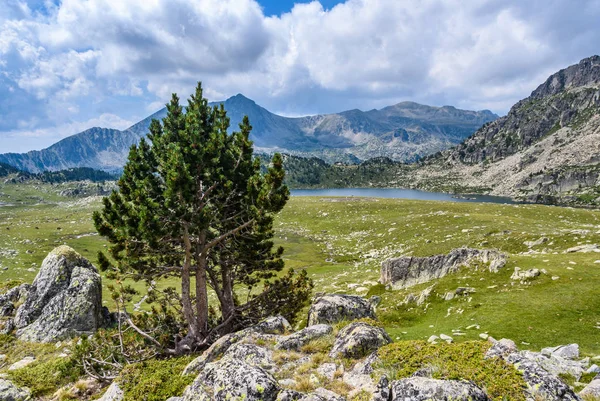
left=93, top=82, right=312, bottom=353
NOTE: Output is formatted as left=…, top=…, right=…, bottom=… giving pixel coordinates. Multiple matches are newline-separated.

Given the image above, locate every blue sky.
left=1, top=0, right=599, bottom=153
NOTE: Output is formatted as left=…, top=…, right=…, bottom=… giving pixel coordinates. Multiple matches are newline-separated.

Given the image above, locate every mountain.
left=0, top=96, right=496, bottom=173
left=408, top=55, right=600, bottom=204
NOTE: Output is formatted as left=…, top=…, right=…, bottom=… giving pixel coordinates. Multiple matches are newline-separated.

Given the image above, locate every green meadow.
left=2, top=181, right=600, bottom=354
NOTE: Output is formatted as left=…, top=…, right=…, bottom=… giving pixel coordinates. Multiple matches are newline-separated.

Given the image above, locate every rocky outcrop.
left=381, top=248, right=506, bottom=289
left=182, top=357, right=280, bottom=401
left=13, top=246, right=103, bottom=342
left=329, top=322, right=391, bottom=359
left=390, top=377, right=489, bottom=401
left=184, top=316, right=291, bottom=375
left=0, top=379, right=31, bottom=401
left=307, top=294, right=377, bottom=326
left=580, top=376, right=600, bottom=398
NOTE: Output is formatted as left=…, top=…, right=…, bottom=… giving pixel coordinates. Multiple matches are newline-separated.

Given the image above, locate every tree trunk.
left=182, top=229, right=197, bottom=340
left=195, top=255, right=210, bottom=339
left=219, top=263, right=235, bottom=334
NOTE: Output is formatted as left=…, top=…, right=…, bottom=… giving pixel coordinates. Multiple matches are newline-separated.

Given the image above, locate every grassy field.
left=2, top=181, right=600, bottom=355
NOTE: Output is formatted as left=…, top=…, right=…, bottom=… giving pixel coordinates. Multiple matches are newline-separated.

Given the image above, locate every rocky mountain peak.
left=531, top=55, right=600, bottom=99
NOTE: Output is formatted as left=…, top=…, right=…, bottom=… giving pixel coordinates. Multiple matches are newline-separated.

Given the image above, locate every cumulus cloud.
left=1, top=0, right=600, bottom=152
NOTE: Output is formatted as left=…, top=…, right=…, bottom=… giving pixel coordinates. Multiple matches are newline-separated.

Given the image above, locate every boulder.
left=181, top=357, right=280, bottom=401
left=372, top=376, right=390, bottom=401
left=389, top=377, right=489, bottom=400
left=276, top=324, right=333, bottom=351
left=511, top=267, right=541, bottom=282
left=14, top=246, right=103, bottom=342
left=542, top=344, right=580, bottom=360
left=0, top=379, right=30, bottom=401
left=224, top=343, right=275, bottom=372
left=518, top=351, right=585, bottom=381
left=342, top=352, right=380, bottom=392
left=580, top=377, right=600, bottom=398
left=506, top=352, right=580, bottom=400
left=184, top=316, right=290, bottom=375
left=381, top=248, right=506, bottom=290
left=277, top=390, right=305, bottom=401
left=98, top=382, right=124, bottom=401
left=329, top=322, right=391, bottom=359
left=307, top=294, right=376, bottom=326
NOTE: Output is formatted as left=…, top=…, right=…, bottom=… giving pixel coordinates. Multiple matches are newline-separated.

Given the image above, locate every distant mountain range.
left=0, top=96, right=497, bottom=173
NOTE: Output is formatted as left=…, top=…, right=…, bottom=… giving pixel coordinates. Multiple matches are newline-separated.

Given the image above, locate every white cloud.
left=1, top=0, right=600, bottom=152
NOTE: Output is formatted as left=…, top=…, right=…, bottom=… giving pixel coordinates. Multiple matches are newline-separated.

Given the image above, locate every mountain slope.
left=0, top=96, right=496, bottom=173
left=408, top=55, right=600, bottom=204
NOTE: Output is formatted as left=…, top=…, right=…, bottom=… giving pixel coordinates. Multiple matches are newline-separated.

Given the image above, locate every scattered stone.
left=372, top=376, right=390, bottom=401
left=381, top=248, right=506, bottom=290
left=564, top=244, right=599, bottom=253
left=307, top=294, right=376, bottom=326
left=0, top=379, right=30, bottom=401
left=439, top=334, right=453, bottom=343
left=510, top=267, right=541, bottom=282
left=390, top=377, right=489, bottom=400
left=479, top=333, right=489, bottom=340
left=14, top=246, right=104, bottom=342
left=316, top=363, right=338, bottom=381
left=541, top=344, right=580, bottom=360
left=276, top=324, right=333, bottom=351
left=329, top=322, right=391, bottom=359
left=8, top=356, right=35, bottom=371
left=580, top=377, right=600, bottom=398
left=98, top=382, right=124, bottom=401
left=524, top=237, right=549, bottom=248
left=485, top=338, right=517, bottom=359
left=427, top=335, right=439, bottom=343
left=587, top=364, right=600, bottom=374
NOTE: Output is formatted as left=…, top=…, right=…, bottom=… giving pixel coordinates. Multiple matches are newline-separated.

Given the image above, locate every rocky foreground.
left=0, top=246, right=599, bottom=400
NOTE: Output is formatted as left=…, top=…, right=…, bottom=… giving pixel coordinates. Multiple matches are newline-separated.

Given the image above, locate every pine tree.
left=93, top=82, right=312, bottom=353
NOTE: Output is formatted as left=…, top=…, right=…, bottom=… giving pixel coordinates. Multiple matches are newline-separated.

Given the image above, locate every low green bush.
left=377, top=340, right=526, bottom=401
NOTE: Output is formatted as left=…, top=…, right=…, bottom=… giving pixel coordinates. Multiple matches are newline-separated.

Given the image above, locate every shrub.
left=377, top=340, right=526, bottom=401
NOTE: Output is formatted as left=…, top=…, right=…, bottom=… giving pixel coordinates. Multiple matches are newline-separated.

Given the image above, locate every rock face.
left=390, top=377, right=489, bottom=401
left=381, top=248, right=506, bottom=289
left=329, top=322, right=391, bottom=359
left=0, top=379, right=31, bottom=401
left=14, top=246, right=103, bottom=342
left=307, top=294, right=377, bottom=326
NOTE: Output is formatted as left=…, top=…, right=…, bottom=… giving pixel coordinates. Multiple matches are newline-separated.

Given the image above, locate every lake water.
left=290, top=188, right=518, bottom=204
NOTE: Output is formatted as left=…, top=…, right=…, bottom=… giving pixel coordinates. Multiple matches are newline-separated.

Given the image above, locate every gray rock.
left=98, top=382, right=124, bottom=401
left=316, top=363, right=338, bottom=381
left=329, top=322, right=391, bottom=359
left=342, top=352, right=379, bottom=391
left=518, top=351, right=584, bottom=381
left=511, top=267, right=541, bottom=281
left=390, top=377, right=489, bottom=400
left=276, top=324, right=333, bottom=351
left=307, top=294, right=376, bottom=326
left=251, top=316, right=292, bottom=335
left=8, top=357, right=35, bottom=371
left=165, top=398, right=183, bottom=401
left=587, top=364, right=600, bottom=374
left=484, top=338, right=518, bottom=359
left=541, top=344, right=580, bottom=360
left=183, top=316, right=288, bottom=375
left=381, top=248, right=506, bottom=290
left=14, top=246, right=103, bottom=342
left=308, top=388, right=346, bottom=400
left=182, top=357, right=279, bottom=401
left=580, top=377, right=600, bottom=398
left=224, top=343, right=275, bottom=372
left=372, top=376, right=390, bottom=401
left=0, top=379, right=30, bottom=401
left=277, top=390, right=304, bottom=401
left=506, top=352, right=580, bottom=400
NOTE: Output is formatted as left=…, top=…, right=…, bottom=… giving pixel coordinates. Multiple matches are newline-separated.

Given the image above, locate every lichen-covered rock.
left=307, top=294, right=376, bottom=326
left=224, top=343, right=275, bottom=372
left=8, top=356, right=35, bottom=371
left=14, top=246, right=103, bottom=342
left=329, top=322, right=391, bottom=359
left=506, top=352, right=581, bottom=400
left=390, top=377, right=489, bottom=400
left=372, top=376, right=390, bottom=401
left=0, top=284, right=29, bottom=318
left=484, top=338, right=518, bottom=359
left=184, top=316, right=289, bottom=375
left=277, top=390, right=304, bottom=401
left=276, top=324, right=333, bottom=351
left=381, top=248, right=506, bottom=290
left=97, top=382, right=124, bottom=401
left=517, top=351, right=585, bottom=381
left=181, top=357, right=280, bottom=401
left=251, top=316, right=292, bottom=335
left=305, top=388, right=346, bottom=400
left=542, top=344, right=580, bottom=360
left=0, top=379, right=31, bottom=401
